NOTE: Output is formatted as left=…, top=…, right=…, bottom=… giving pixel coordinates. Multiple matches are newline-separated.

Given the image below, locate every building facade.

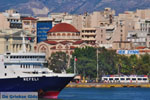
left=81, top=28, right=96, bottom=44
left=0, top=9, right=22, bottom=30
left=36, top=23, right=87, bottom=58
left=22, top=17, right=37, bottom=35
left=0, top=29, right=35, bottom=54
left=37, top=17, right=53, bottom=43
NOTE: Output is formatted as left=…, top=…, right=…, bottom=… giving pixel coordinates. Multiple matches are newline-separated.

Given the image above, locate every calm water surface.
left=41, top=88, right=150, bottom=100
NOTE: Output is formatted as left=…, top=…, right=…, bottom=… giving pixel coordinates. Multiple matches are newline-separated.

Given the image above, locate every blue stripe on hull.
left=0, top=76, right=73, bottom=92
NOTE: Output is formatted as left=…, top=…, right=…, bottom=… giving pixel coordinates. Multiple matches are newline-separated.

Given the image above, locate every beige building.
left=0, top=13, right=10, bottom=30
left=0, top=9, right=22, bottom=30
left=81, top=28, right=96, bottom=44
left=0, top=29, right=35, bottom=54
left=72, top=14, right=91, bottom=32
left=90, top=8, right=115, bottom=28
left=112, top=41, right=133, bottom=50
left=45, top=8, right=150, bottom=50
left=22, top=17, right=37, bottom=35
left=48, top=8, right=115, bottom=32
left=49, top=13, right=73, bottom=27
left=22, top=17, right=37, bottom=44
left=96, top=26, right=114, bottom=48
left=136, top=9, right=150, bottom=19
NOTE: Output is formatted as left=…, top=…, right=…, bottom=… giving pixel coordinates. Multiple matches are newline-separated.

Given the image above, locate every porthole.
left=5, top=66, right=7, bottom=69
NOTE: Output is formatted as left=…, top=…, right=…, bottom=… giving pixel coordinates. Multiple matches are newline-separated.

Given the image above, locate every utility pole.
left=96, top=46, right=99, bottom=82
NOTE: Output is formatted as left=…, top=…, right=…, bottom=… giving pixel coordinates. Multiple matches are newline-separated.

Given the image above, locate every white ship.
left=0, top=33, right=75, bottom=99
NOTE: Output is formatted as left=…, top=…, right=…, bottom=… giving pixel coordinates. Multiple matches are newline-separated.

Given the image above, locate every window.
left=143, top=78, right=147, bottom=80
left=23, top=65, right=25, bottom=68
left=138, top=78, right=142, bottom=80
left=24, top=21, right=30, bottom=25
left=5, top=73, right=7, bottom=76
left=42, top=72, right=46, bottom=74
left=6, top=45, right=8, bottom=51
left=115, top=78, right=119, bottom=80
left=132, top=78, right=136, bottom=80
left=126, top=78, right=130, bottom=80
left=109, top=78, right=113, bottom=80
left=5, top=66, right=7, bottom=69
left=104, top=78, right=108, bottom=80
left=121, top=78, right=125, bottom=80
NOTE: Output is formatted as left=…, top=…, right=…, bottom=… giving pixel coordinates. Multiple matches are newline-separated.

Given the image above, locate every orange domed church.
left=36, top=23, right=87, bottom=57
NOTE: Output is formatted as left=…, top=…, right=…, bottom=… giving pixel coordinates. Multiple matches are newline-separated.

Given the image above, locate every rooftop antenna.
left=21, top=32, right=26, bottom=53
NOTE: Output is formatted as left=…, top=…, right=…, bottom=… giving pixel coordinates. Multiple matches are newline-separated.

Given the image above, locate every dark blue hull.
left=0, top=76, right=74, bottom=92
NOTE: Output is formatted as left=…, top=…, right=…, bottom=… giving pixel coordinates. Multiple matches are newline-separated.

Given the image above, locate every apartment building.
left=127, top=19, right=150, bottom=48
left=136, top=9, right=150, bottom=19
left=81, top=28, right=96, bottom=44
left=90, top=8, right=115, bottom=28
left=0, top=9, right=22, bottom=30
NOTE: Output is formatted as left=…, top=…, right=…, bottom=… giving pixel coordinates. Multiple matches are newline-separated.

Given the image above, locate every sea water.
left=56, top=88, right=150, bottom=100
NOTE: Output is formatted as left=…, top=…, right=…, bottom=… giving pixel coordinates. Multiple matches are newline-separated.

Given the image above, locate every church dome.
left=48, top=23, right=79, bottom=33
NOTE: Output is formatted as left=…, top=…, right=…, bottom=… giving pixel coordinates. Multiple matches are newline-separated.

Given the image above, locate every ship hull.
left=0, top=76, right=74, bottom=98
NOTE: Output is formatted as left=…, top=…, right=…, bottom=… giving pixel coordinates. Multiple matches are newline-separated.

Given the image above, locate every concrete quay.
left=66, top=83, right=150, bottom=88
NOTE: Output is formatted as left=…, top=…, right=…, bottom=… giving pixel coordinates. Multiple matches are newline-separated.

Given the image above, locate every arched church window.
left=57, top=33, right=61, bottom=36
left=58, top=45, right=63, bottom=49
left=67, top=33, right=71, bottom=36
left=41, top=46, right=47, bottom=53
left=62, top=33, right=66, bottom=36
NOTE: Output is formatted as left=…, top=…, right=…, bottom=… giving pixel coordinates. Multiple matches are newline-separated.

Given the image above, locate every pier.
left=66, top=83, right=150, bottom=88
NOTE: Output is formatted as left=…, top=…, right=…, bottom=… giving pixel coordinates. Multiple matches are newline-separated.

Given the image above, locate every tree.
left=75, top=56, right=96, bottom=79
left=68, top=46, right=150, bottom=78
left=48, top=52, right=69, bottom=73
left=98, top=48, right=118, bottom=75
left=118, top=55, right=132, bottom=75
left=135, top=53, right=150, bottom=75
left=129, top=55, right=138, bottom=74
left=68, top=46, right=97, bottom=79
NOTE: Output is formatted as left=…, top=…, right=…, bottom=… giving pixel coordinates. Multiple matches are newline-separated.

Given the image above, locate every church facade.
left=36, top=23, right=88, bottom=58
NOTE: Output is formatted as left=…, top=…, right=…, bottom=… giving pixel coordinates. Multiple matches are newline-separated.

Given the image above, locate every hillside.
left=0, top=0, right=150, bottom=16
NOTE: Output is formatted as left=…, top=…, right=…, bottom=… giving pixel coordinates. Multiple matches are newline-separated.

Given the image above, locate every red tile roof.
left=136, top=46, right=146, bottom=49
left=51, top=46, right=56, bottom=49
left=48, top=23, right=80, bottom=33
left=22, top=17, right=37, bottom=20
left=73, top=40, right=84, bottom=44
left=70, top=46, right=76, bottom=49
left=44, top=41, right=58, bottom=45
left=59, top=41, right=73, bottom=45
left=139, top=50, right=150, bottom=52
